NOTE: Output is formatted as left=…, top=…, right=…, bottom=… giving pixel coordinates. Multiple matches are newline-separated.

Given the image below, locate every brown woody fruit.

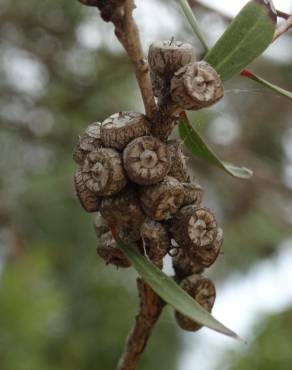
left=82, top=148, right=127, bottom=196
left=175, top=275, right=216, bottom=331
left=74, top=169, right=101, bottom=212
left=171, top=61, right=224, bottom=110
left=101, top=112, right=150, bottom=150
left=148, top=40, right=195, bottom=77
left=172, top=249, right=204, bottom=281
left=191, top=227, right=223, bottom=267
left=140, top=176, right=185, bottom=221
left=167, top=140, right=189, bottom=182
left=140, top=219, right=170, bottom=268
left=170, top=205, right=218, bottom=252
left=182, top=182, right=203, bottom=206
left=100, top=188, right=145, bottom=242
left=123, top=136, right=171, bottom=185
left=73, top=122, right=102, bottom=165
left=97, top=231, right=131, bottom=268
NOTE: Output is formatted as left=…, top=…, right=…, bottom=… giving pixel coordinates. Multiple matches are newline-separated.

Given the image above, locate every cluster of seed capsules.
left=73, top=40, right=224, bottom=332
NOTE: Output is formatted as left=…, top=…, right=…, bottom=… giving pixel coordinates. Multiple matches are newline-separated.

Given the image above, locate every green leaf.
left=179, top=114, right=253, bottom=179
left=116, top=237, right=241, bottom=340
left=205, top=0, right=277, bottom=81
left=241, top=69, right=292, bottom=100
left=177, top=0, right=209, bottom=51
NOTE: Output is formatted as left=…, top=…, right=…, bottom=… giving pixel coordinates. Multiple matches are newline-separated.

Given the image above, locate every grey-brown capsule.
left=140, top=176, right=185, bottom=221
left=74, top=169, right=101, bottom=212
left=172, top=249, right=205, bottom=281
left=73, top=122, right=102, bottom=165
left=167, top=140, right=189, bottom=182
left=100, top=188, right=145, bottom=242
left=171, top=61, right=224, bottom=110
left=82, top=148, right=127, bottom=196
left=140, top=219, right=170, bottom=268
left=170, top=205, right=218, bottom=252
left=182, top=182, right=203, bottom=206
left=148, top=40, right=195, bottom=77
left=101, top=112, right=150, bottom=150
left=191, top=227, right=223, bottom=267
left=175, top=275, right=216, bottom=331
left=123, top=136, right=171, bottom=185
left=97, top=231, right=131, bottom=268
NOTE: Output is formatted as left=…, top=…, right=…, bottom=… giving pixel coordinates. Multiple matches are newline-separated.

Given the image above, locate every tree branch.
left=273, top=15, right=292, bottom=41
left=111, top=0, right=158, bottom=119
left=117, top=279, right=165, bottom=370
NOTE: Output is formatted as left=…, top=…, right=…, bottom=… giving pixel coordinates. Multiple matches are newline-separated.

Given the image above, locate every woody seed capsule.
left=171, top=61, right=224, bottom=110
left=74, top=169, right=101, bottom=212
left=82, top=148, right=127, bottom=196
left=123, top=136, right=171, bottom=185
left=170, top=205, right=218, bottom=251
left=175, top=274, right=216, bottom=331
left=148, top=40, right=195, bottom=77
left=140, top=176, right=185, bottom=221
left=101, top=111, right=150, bottom=150
left=100, top=188, right=145, bottom=242
left=97, top=230, right=131, bottom=268
left=140, top=219, right=171, bottom=268
left=73, top=122, right=102, bottom=165
left=190, top=227, right=223, bottom=267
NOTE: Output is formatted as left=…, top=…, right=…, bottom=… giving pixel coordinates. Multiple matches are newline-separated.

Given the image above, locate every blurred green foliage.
left=220, top=308, right=292, bottom=370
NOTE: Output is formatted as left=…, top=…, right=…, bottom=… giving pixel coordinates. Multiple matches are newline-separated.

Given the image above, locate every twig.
left=273, top=15, right=292, bottom=41
left=112, top=0, right=157, bottom=119
left=117, top=279, right=165, bottom=370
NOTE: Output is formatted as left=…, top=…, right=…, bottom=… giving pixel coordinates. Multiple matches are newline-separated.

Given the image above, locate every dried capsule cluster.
left=73, top=40, right=225, bottom=333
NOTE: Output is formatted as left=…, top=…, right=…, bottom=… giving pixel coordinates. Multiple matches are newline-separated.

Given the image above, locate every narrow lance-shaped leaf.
left=205, top=0, right=277, bottom=81
left=241, top=69, right=292, bottom=100
left=179, top=113, right=253, bottom=179
left=177, top=0, right=209, bottom=51
left=116, top=236, right=241, bottom=340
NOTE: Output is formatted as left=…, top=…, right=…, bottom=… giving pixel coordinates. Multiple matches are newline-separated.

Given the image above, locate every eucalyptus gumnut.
left=100, top=188, right=145, bottom=242
left=97, top=230, right=131, bottom=268
left=140, top=219, right=170, bottom=268
left=82, top=148, right=127, bottom=196
left=170, top=205, right=218, bottom=253
left=74, top=169, right=101, bottom=212
left=191, top=227, right=223, bottom=268
left=148, top=40, right=195, bottom=77
left=172, top=249, right=205, bottom=281
left=167, top=140, right=189, bottom=182
left=182, top=182, right=203, bottom=206
left=73, top=122, right=102, bottom=165
left=101, top=111, right=150, bottom=150
left=140, top=176, right=185, bottom=221
left=175, top=274, right=216, bottom=331
left=123, top=136, right=171, bottom=185
left=171, top=61, right=224, bottom=110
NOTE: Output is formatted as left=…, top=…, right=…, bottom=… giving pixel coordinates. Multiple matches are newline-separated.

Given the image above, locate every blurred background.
left=0, top=0, right=291, bottom=369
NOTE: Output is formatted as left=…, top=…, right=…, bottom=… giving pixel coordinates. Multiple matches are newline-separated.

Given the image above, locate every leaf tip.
left=254, top=0, right=277, bottom=24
